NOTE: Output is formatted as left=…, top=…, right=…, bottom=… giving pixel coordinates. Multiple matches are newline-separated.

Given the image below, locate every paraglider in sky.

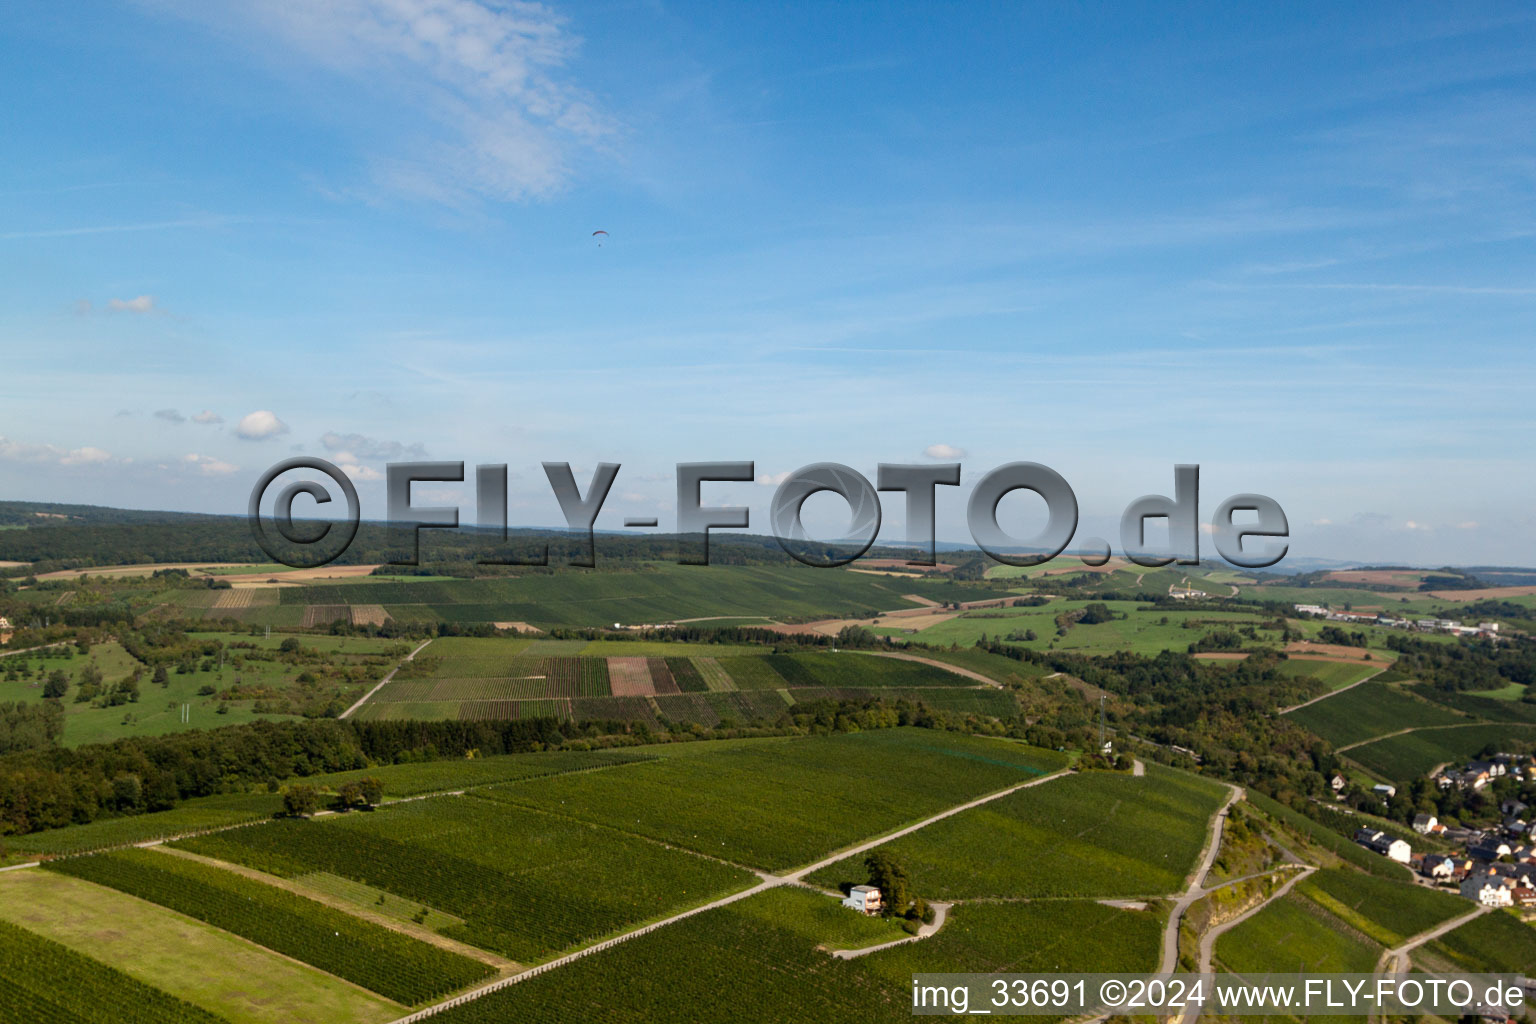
left=592, top=230, right=608, bottom=247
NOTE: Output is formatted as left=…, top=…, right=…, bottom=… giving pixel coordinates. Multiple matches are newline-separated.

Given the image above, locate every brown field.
left=36, top=561, right=262, bottom=580
left=0, top=560, right=28, bottom=568
left=1192, top=652, right=1251, bottom=661
left=230, top=564, right=383, bottom=588
left=1427, top=585, right=1536, bottom=602
left=493, top=621, right=544, bottom=634
left=302, top=604, right=352, bottom=627
left=350, top=604, right=390, bottom=627
left=1285, top=640, right=1388, bottom=663
left=857, top=558, right=957, bottom=572
left=607, top=656, right=656, bottom=696
left=1040, top=558, right=1128, bottom=576
left=212, top=589, right=256, bottom=609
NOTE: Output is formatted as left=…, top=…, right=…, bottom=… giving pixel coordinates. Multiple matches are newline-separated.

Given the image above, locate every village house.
left=1372, top=783, right=1397, bottom=800
left=1329, top=774, right=1347, bottom=795
left=1421, top=853, right=1459, bottom=881
left=0, top=616, right=10, bottom=645
left=1462, top=872, right=1515, bottom=907
left=1413, top=813, right=1439, bottom=834
left=841, top=885, right=882, bottom=915
left=1353, top=827, right=1412, bottom=863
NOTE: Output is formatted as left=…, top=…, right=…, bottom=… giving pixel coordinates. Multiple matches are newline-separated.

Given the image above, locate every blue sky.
left=1, top=1, right=1533, bottom=564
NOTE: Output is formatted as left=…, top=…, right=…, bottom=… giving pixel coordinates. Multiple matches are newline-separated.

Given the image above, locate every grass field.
left=804, top=765, right=1228, bottom=899
left=0, top=868, right=402, bottom=1024
left=6, top=792, right=285, bottom=857
left=1345, top=723, right=1536, bottom=782
left=1285, top=680, right=1466, bottom=748
left=47, top=848, right=495, bottom=1004
left=483, top=728, right=1070, bottom=871
left=174, top=793, right=755, bottom=963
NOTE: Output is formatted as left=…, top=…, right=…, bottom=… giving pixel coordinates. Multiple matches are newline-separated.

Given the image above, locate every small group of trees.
left=859, top=851, right=934, bottom=928
left=281, top=777, right=383, bottom=817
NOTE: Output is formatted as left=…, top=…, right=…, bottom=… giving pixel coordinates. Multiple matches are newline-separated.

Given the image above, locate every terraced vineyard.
left=46, top=849, right=495, bottom=1004
left=1345, top=722, right=1536, bottom=782
left=1284, top=679, right=1465, bottom=747
left=174, top=794, right=756, bottom=962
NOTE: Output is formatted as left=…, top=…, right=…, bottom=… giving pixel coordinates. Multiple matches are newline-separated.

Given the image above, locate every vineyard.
left=484, top=729, right=1070, bottom=871
left=1284, top=680, right=1465, bottom=747
left=805, top=766, right=1229, bottom=899
left=46, top=849, right=495, bottom=1004
left=7, top=793, right=284, bottom=857
left=0, top=917, right=232, bottom=1024
left=173, top=795, right=756, bottom=962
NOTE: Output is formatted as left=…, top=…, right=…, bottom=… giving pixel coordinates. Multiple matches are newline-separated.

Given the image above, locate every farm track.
left=386, top=767, right=1074, bottom=1023
left=847, top=649, right=999, bottom=687
left=1374, top=904, right=1491, bottom=976
left=828, top=901, right=950, bottom=959
left=1159, top=784, right=1242, bottom=976
left=340, top=638, right=434, bottom=720
left=1334, top=719, right=1513, bottom=754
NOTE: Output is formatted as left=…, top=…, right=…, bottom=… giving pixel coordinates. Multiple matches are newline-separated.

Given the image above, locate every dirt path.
left=0, top=640, right=75, bottom=658
left=151, top=845, right=517, bottom=971
left=1198, top=866, right=1314, bottom=974
left=1159, top=784, right=1242, bottom=974
left=1375, top=904, right=1491, bottom=975
left=829, top=902, right=951, bottom=959
left=1278, top=664, right=1386, bottom=715
left=387, top=768, right=1073, bottom=1024
left=846, top=650, right=999, bottom=688
left=339, top=638, right=434, bottom=720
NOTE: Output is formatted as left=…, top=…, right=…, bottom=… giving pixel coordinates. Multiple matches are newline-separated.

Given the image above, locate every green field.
left=805, top=766, right=1229, bottom=899
left=483, top=728, right=1069, bottom=871
left=46, top=848, right=494, bottom=1004
left=1215, top=889, right=1383, bottom=973
left=6, top=792, right=284, bottom=857
left=1285, top=680, right=1466, bottom=748
left=0, top=868, right=401, bottom=1024
left=0, top=916, right=232, bottom=1024
left=174, top=792, right=755, bottom=963
left=1345, top=723, right=1536, bottom=782
left=1295, top=868, right=1465, bottom=946
left=1275, top=658, right=1381, bottom=691
left=1418, top=910, right=1536, bottom=974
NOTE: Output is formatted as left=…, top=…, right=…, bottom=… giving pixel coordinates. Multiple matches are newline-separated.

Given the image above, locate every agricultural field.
left=1284, top=679, right=1467, bottom=748
left=1345, top=723, right=1536, bottom=783
left=274, top=563, right=994, bottom=628
left=805, top=765, right=1229, bottom=899
left=6, top=792, right=284, bottom=858
left=174, top=792, right=756, bottom=963
left=46, top=848, right=495, bottom=1004
left=0, top=868, right=402, bottom=1024
left=0, top=917, right=231, bottom=1024
left=418, top=891, right=1163, bottom=1024
left=357, top=641, right=995, bottom=723
left=1295, top=868, right=1465, bottom=947
left=483, top=728, right=1070, bottom=871
left=1416, top=909, right=1536, bottom=975
left=1275, top=658, right=1381, bottom=691
left=1214, top=889, right=1383, bottom=974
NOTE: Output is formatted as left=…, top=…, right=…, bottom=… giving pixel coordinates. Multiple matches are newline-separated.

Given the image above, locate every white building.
left=1413, top=814, right=1439, bottom=834
left=1462, top=874, right=1515, bottom=907
left=842, top=885, right=882, bottom=915
left=1373, top=783, right=1397, bottom=799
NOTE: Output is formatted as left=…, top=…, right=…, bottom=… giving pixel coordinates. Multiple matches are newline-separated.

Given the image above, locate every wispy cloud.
left=320, top=430, right=427, bottom=461
left=108, top=295, right=160, bottom=313
left=191, top=410, right=223, bottom=425
left=152, top=0, right=615, bottom=203
left=154, top=408, right=185, bottom=423
left=923, top=443, right=965, bottom=459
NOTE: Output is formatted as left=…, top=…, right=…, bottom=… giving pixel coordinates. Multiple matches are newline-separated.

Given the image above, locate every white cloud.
left=162, top=0, right=614, bottom=203
left=154, top=408, right=186, bottom=423
left=60, top=446, right=112, bottom=466
left=107, top=295, right=157, bottom=313
left=182, top=453, right=238, bottom=475
left=192, top=410, right=223, bottom=425
left=923, top=443, right=966, bottom=460
left=756, top=471, right=791, bottom=486
left=320, top=431, right=427, bottom=460
left=236, top=410, right=291, bottom=440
